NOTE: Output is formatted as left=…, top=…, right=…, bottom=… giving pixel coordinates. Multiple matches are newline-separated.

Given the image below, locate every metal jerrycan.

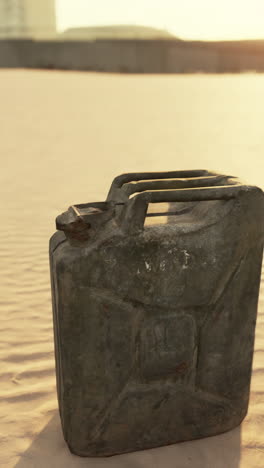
left=49, top=170, right=264, bottom=457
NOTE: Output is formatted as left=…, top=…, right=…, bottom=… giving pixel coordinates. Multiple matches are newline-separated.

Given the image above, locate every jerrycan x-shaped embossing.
left=49, top=170, right=264, bottom=457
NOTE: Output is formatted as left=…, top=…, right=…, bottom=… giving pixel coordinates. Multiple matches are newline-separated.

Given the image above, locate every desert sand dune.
left=0, top=70, right=263, bottom=467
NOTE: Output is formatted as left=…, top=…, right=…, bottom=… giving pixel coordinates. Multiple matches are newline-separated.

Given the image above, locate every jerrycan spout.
left=56, top=201, right=114, bottom=242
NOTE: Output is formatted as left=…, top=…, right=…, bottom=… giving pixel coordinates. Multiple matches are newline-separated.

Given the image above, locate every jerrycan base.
left=65, top=403, right=247, bottom=458
left=50, top=170, right=264, bottom=458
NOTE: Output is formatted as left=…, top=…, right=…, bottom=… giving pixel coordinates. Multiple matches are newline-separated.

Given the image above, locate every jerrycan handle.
left=120, top=184, right=245, bottom=234
left=108, top=170, right=214, bottom=201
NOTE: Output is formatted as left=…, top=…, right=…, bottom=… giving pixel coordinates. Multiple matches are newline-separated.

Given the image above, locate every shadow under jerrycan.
left=49, top=170, right=264, bottom=457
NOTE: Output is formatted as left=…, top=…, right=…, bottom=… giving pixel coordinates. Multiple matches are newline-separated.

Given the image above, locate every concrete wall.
left=217, top=50, right=264, bottom=73
left=167, top=43, right=219, bottom=73
left=0, top=39, right=31, bottom=66
left=0, top=39, right=264, bottom=73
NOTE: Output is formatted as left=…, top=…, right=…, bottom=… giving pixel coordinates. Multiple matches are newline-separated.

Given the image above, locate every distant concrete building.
left=0, top=0, right=56, bottom=38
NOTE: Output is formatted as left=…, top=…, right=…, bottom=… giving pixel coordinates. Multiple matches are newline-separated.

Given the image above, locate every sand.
left=0, top=70, right=263, bottom=467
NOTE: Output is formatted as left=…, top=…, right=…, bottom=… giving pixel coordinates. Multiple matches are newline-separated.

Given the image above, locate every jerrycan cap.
left=56, top=201, right=114, bottom=241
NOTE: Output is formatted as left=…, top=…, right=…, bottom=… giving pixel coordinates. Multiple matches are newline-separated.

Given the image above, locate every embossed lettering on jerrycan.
left=49, top=170, right=264, bottom=457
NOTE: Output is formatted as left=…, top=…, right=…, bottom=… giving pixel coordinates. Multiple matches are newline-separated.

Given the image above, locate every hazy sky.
left=56, top=0, right=264, bottom=40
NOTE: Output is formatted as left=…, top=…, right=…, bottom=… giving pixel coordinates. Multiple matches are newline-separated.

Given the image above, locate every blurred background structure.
left=0, top=37, right=264, bottom=73
left=0, top=1, right=264, bottom=72
left=0, top=0, right=56, bottom=38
